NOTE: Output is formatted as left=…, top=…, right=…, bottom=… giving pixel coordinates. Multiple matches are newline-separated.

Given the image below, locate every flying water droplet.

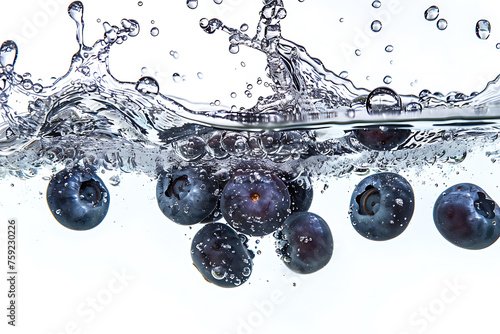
left=137, top=1, right=143, bottom=6
left=170, top=50, right=179, bottom=59
left=355, top=49, right=361, bottom=56
left=214, top=0, right=223, bottom=4
left=383, top=75, right=392, bottom=84
left=172, top=73, right=181, bottom=83
left=385, top=45, right=394, bottom=52
left=150, top=27, right=159, bottom=36
left=339, top=71, right=348, bottom=78
left=437, top=19, right=448, bottom=30
left=197, top=72, right=204, bottom=79
left=135, top=76, right=159, bottom=94
left=371, top=20, right=382, bottom=32
left=476, top=20, right=491, bottom=40
left=229, top=44, right=240, bottom=54
left=186, top=0, right=198, bottom=9
left=372, top=1, right=381, bottom=8
left=424, top=6, right=439, bottom=21
left=0, top=40, right=18, bottom=68
left=366, top=87, right=402, bottom=114
left=240, top=23, right=248, bottom=32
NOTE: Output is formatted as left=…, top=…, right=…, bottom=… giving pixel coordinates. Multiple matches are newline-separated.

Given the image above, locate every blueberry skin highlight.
left=156, top=168, right=219, bottom=225
left=191, top=223, right=253, bottom=288
left=220, top=170, right=291, bottom=236
left=276, top=212, right=333, bottom=274
left=46, top=167, right=109, bottom=231
left=433, top=183, right=500, bottom=250
left=349, top=172, right=414, bottom=241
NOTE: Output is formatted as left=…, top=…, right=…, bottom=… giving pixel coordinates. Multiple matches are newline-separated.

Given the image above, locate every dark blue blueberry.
left=276, top=212, right=333, bottom=274
left=349, top=172, right=414, bottom=241
left=283, top=174, right=313, bottom=213
left=46, top=166, right=109, bottom=231
left=433, top=183, right=500, bottom=250
left=191, top=223, right=253, bottom=288
left=220, top=170, right=290, bottom=236
left=156, top=167, right=219, bottom=225
left=353, top=128, right=411, bottom=151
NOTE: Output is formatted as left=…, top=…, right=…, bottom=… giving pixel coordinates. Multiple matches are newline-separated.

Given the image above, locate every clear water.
left=2, top=1, right=500, bottom=333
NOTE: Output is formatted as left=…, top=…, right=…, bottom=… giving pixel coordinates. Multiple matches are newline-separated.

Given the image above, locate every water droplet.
left=339, top=18, right=344, bottom=23
left=231, top=92, right=237, bottom=98
left=151, top=20, right=155, bottom=24
left=241, top=61, right=246, bottom=67
left=476, top=20, right=491, bottom=40
left=214, top=0, right=223, bottom=4
left=383, top=75, right=392, bottom=84
left=96, top=18, right=101, bottom=23
left=424, top=6, right=439, bottom=21
left=405, top=102, right=422, bottom=113
left=355, top=49, right=361, bottom=56
left=0, top=40, right=18, bottom=68
left=199, top=18, right=208, bottom=28
left=137, top=1, right=143, bottom=6
left=496, top=43, right=500, bottom=49
left=211, top=266, right=227, bottom=280
left=197, top=72, right=204, bottom=79
left=170, top=50, right=179, bottom=59
left=109, top=175, right=121, bottom=186
left=372, top=1, right=381, bottom=8
left=187, top=0, right=198, bottom=9
left=385, top=45, right=394, bottom=52
left=339, top=71, right=348, bottom=78
left=371, top=20, right=382, bottom=32
left=240, top=23, right=248, bottom=32
left=437, top=19, right=448, bottom=30
left=33, top=83, right=43, bottom=93
left=172, top=73, right=181, bottom=83
left=150, top=27, right=159, bottom=36
left=135, top=76, right=159, bottom=94
left=366, top=87, right=402, bottom=114
left=242, top=267, right=251, bottom=277
left=229, top=44, right=240, bottom=54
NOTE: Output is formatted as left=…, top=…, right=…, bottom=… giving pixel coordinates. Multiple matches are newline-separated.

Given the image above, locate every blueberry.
left=433, top=183, right=500, bottom=250
left=349, top=172, right=414, bottom=241
left=46, top=166, right=109, bottom=230
left=156, top=167, right=219, bottom=225
left=220, top=170, right=291, bottom=236
left=276, top=212, right=333, bottom=274
left=353, top=128, right=411, bottom=151
left=283, top=174, right=313, bottom=213
left=191, top=223, right=253, bottom=287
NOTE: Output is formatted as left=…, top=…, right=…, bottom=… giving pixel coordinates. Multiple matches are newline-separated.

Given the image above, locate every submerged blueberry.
left=433, top=183, right=500, bottom=250
left=191, top=223, right=253, bottom=288
left=156, top=167, right=219, bottom=225
left=276, top=212, right=333, bottom=274
left=349, top=172, right=414, bottom=241
left=46, top=166, right=109, bottom=230
left=353, top=128, right=411, bottom=151
left=220, top=170, right=291, bottom=236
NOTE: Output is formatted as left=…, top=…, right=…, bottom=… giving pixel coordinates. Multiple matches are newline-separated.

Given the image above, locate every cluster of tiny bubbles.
left=166, top=51, right=178, bottom=60
left=476, top=20, right=491, bottom=40
left=372, top=0, right=381, bottom=8
left=186, top=0, right=198, bottom=9
left=371, top=20, right=382, bottom=32
left=150, top=27, right=159, bottom=37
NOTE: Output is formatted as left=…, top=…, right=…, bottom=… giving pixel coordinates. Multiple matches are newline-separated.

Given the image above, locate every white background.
left=1, top=1, right=500, bottom=334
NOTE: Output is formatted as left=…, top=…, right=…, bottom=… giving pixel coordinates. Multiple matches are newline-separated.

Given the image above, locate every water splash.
left=0, top=0, right=500, bottom=180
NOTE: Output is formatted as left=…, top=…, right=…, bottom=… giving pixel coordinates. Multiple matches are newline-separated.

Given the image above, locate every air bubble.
left=383, top=76, right=392, bottom=84
left=240, top=24, right=248, bottom=32
left=231, top=92, right=237, bottom=98
left=137, top=1, right=143, bottom=6
left=229, top=44, right=240, bottom=54
left=109, top=175, right=121, bottom=186
left=214, top=0, right=223, bottom=4
left=424, top=6, right=439, bottom=21
left=339, top=71, right=348, bottom=78
left=170, top=50, right=179, bottom=59
left=339, top=18, right=344, bottom=23
left=372, top=1, right=381, bottom=8
left=135, top=76, right=159, bottom=94
left=405, top=102, right=422, bottom=113
left=371, top=20, right=382, bottom=32
left=172, top=73, right=181, bottom=83
left=355, top=49, right=361, bottom=56
left=476, top=20, right=491, bottom=40
left=197, top=72, right=204, bottom=79
left=437, top=19, right=448, bottom=30
left=366, top=87, right=402, bottom=114
left=385, top=45, right=394, bottom=52
left=0, top=40, right=18, bottom=68
left=211, top=266, right=227, bottom=280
